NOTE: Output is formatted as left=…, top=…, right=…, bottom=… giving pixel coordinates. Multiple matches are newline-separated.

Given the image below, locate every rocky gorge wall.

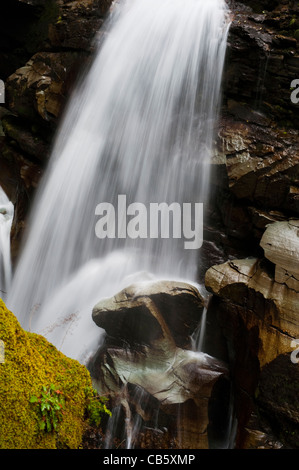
left=0, top=0, right=298, bottom=449
left=204, top=0, right=299, bottom=449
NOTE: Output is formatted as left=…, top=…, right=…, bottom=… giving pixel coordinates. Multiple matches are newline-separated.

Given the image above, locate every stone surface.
left=89, top=280, right=229, bottom=449
left=205, top=254, right=299, bottom=448
left=205, top=257, right=298, bottom=366
left=6, top=51, right=81, bottom=126
left=256, top=353, right=299, bottom=449
left=214, top=114, right=299, bottom=214
left=260, top=219, right=299, bottom=284
left=224, top=1, right=299, bottom=126
left=92, top=280, right=206, bottom=350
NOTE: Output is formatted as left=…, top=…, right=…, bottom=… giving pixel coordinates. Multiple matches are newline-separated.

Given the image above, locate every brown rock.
left=205, top=258, right=298, bottom=367
left=205, top=253, right=299, bottom=448
left=6, top=52, right=82, bottom=125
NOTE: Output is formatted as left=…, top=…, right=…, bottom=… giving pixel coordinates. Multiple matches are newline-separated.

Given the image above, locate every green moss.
left=0, top=298, right=102, bottom=449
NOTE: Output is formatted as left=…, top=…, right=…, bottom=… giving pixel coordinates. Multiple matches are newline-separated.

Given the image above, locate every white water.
left=0, top=187, right=14, bottom=301
left=7, top=0, right=230, bottom=363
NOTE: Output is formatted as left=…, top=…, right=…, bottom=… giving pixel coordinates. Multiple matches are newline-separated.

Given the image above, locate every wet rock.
left=206, top=257, right=298, bottom=364
left=92, top=280, right=205, bottom=349
left=208, top=113, right=299, bottom=265
left=215, top=115, right=299, bottom=211
left=89, top=280, right=229, bottom=449
left=205, top=252, right=299, bottom=448
left=224, top=1, right=299, bottom=126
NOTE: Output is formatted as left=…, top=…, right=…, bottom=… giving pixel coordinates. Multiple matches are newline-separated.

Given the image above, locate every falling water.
left=7, top=0, right=230, bottom=364
left=0, top=187, right=13, bottom=300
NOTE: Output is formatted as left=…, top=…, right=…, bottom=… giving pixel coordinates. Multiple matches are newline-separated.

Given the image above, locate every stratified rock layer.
left=205, top=230, right=299, bottom=449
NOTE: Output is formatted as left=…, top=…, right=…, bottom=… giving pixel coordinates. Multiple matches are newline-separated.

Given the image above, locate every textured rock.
left=0, top=0, right=113, bottom=79
left=205, top=258, right=298, bottom=366
left=205, top=254, right=299, bottom=448
left=48, top=0, right=113, bottom=51
left=89, top=280, right=229, bottom=449
left=2, top=114, right=50, bottom=162
left=92, top=280, right=205, bottom=350
left=6, top=52, right=81, bottom=126
left=224, top=1, right=299, bottom=126
left=260, top=219, right=299, bottom=287
left=214, top=114, right=299, bottom=213
left=256, top=354, right=299, bottom=449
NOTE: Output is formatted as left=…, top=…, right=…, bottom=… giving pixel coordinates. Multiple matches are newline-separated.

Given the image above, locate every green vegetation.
left=0, top=299, right=110, bottom=449
left=30, top=384, right=65, bottom=433
left=85, top=388, right=112, bottom=427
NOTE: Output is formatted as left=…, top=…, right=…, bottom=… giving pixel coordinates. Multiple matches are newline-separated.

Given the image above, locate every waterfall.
left=7, top=0, right=230, bottom=363
left=0, top=187, right=13, bottom=301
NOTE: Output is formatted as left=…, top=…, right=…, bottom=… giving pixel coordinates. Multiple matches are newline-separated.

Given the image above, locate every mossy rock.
left=0, top=298, right=96, bottom=449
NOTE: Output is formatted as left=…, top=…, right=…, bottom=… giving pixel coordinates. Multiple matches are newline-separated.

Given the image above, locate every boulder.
left=260, top=219, right=299, bottom=289
left=92, top=280, right=206, bottom=350
left=89, top=280, right=230, bottom=449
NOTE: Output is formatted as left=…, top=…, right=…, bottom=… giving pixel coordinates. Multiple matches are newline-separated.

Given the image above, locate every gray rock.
left=89, top=280, right=228, bottom=449
left=92, top=280, right=205, bottom=349
left=260, top=220, right=299, bottom=284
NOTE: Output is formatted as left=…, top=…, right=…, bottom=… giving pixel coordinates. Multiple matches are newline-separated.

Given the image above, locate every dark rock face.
left=201, top=9, right=299, bottom=447
left=200, top=0, right=299, bottom=281
left=205, top=223, right=299, bottom=449
left=0, top=0, right=112, bottom=80
left=225, top=1, right=299, bottom=126
left=0, top=0, right=113, bottom=258
left=257, top=354, right=299, bottom=449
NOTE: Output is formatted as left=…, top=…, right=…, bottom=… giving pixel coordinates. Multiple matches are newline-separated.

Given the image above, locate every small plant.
left=30, top=384, right=65, bottom=433
left=85, top=388, right=111, bottom=427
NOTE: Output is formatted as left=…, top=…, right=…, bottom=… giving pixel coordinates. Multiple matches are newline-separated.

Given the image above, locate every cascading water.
left=7, top=0, right=230, bottom=367
left=0, top=187, right=13, bottom=301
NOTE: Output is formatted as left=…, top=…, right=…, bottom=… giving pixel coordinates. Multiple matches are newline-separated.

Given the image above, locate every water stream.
left=7, top=0, right=230, bottom=365
left=6, top=0, right=231, bottom=447
left=0, top=187, right=14, bottom=301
